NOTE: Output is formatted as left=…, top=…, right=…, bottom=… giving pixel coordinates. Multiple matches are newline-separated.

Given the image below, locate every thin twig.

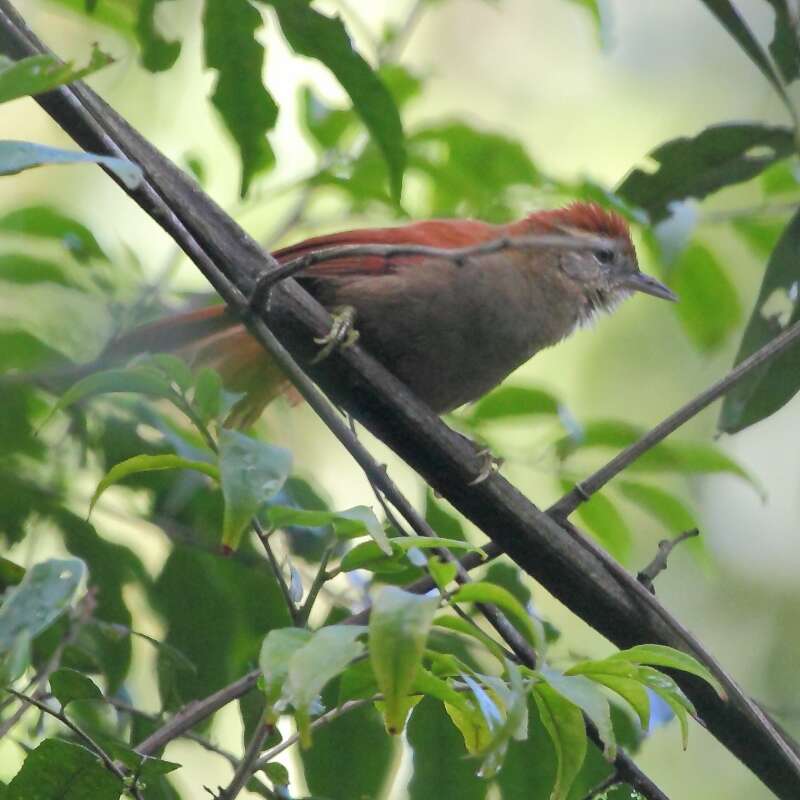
left=637, top=529, right=700, bottom=593
left=296, top=546, right=333, bottom=626
left=580, top=771, right=621, bottom=800
left=549, top=316, right=800, bottom=519
left=5, top=689, right=144, bottom=800
left=220, top=717, right=275, bottom=800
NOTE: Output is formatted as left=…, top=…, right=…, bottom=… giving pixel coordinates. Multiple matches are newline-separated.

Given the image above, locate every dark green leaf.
left=0, top=205, right=108, bottom=262
left=668, top=242, right=741, bottom=351
left=720, top=209, right=800, bottom=432
left=49, top=667, right=103, bottom=707
left=617, top=124, right=795, bottom=222
left=408, top=697, right=489, bottom=800
left=136, top=0, right=181, bottom=72
left=218, top=429, right=292, bottom=550
left=0, top=557, right=25, bottom=591
left=4, top=739, right=122, bottom=799
left=0, top=141, right=142, bottom=188
left=696, top=1, right=787, bottom=100
left=301, top=86, right=355, bottom=151
left=532, top=684, right=587, bottom=800
left=0, top=47, right=112, bottom=105
left=264, top=0, right=406, bottom=200
left=765, top=1, right=800, bottom=82
left=203, top=0, right=277, bottom=197
left=370, top=587, right=438, bottom=734
left=466, top=385, right=559, bottom=426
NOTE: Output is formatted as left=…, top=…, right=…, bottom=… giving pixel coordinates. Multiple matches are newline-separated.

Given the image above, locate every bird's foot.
left=312, top=306, right=360, bottom=363
left=468, top=447, right=505, bottom=485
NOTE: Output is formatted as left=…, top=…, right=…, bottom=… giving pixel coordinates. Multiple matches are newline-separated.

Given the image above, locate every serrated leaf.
left=617, top=124, right=794, bottom=222
left=450, top=582, right=540, bottom=650
left=0, top=140, right=142, bottom=188
left=218, top=429, right=292, bottom=551
left=136, top=0, right=181, bottom=72
left=3, top=738, right=122, bottom=799
left=0, top=47, right=112, bottom=105
left=668, top=242, right=741, bottom=351
left=286, top=625, right=366, bottom=746
left=720, top=208, right=800, bottom=433
left=465, top=385, right=559, bottom=427
left=203, top=0, right=277, bottom=197
left=532, top=683, right=587, bottom=800
left=263, top=0, right=406, bottom=201
left=0, top=558, right=86, bottom=652
left=89, top=454, right=219, bottom=516
left=369, top=587, right=438, bottom=734
left=49, top=667, right=103, bottom=707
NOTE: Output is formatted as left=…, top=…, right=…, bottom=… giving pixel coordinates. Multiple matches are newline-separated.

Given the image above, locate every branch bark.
left=1, top=5, right=798, bottom=797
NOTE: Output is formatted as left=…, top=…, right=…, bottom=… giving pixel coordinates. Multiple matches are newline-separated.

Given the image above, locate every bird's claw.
left=312, top=306, right=359, bottom=363
left=469, top=448, right=504, bottom=485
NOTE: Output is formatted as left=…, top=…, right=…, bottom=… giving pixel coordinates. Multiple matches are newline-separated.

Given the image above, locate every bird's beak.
left=624, top=272, right=678, bottom=302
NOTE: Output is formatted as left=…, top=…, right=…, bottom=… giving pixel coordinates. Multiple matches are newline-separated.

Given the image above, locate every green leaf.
left=764, top=1, right=800, bottom=83
left=0, top=141, right=142, bottom=188
left=286, top=625, right=366, bottom=746
left=89, top=453, right=219, bottom=516
left=567, top=487, right=632, bottom=562
left=263, top=0, right=406, bottom=201
left=425, top=492, right=465, bottom=541
left=301, top=85, right=356, bottom=150
left=259, top=627, right=313, bottom=711
left=732, top=216, right=787, bottom=258
left=450, top=582, right=540, bottom=650
left=203, top=0, right=277, bottom=197
left=408, top=697, right=489, bottom=800
left=668, top=242, right=741, bottom=351
left=532, top=684, right=587, bottom=800
left=193, top=367, right=223, bottom=424
left=557, top=419, right=755, bottom=485
left=369, top=587, right=439, bottom=734
left=0, top=47, right=112, bottom=105
left=3, top=738, right=122, bottom=799
left=609, top=644, right=727, bottom=699
left=537, top=666, right=615, bottom=760
left=218, top=429, right=292, bottom=551
left=0, top=558, right=86, bottom=652
left=566, top=659, right=651, bottom=728
left=136, top=0, right=181, bottom=72
left=617, top=124, right=795, bottom=222
left=0, top=205, right=108, bottom=263
left=49, top=667, right=103, bottom=707
left=617, top=481, right=698, bottom=534
left=696, top=1, right=788, bottom=101
left=340, top=536, right=479, bottom=573
left=720, top=209, right=800, bottom=433
left=465, top=385, right=559, bottom=427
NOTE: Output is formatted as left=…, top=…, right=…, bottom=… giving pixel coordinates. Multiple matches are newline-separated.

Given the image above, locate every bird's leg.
left=469, top=447, right=505, bottom=485
left=312, top=305, right=360, bottom=363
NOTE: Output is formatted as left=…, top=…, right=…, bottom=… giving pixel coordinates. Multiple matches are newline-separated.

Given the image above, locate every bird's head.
left=518, top=202, right=677, bottom=321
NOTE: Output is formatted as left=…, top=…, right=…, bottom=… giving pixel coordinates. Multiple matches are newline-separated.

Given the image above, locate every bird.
left=103, top=202, right=676, bottom=427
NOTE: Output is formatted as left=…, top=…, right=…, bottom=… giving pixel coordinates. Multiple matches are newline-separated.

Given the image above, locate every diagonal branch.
left=1, top=5, right=798, bottom=797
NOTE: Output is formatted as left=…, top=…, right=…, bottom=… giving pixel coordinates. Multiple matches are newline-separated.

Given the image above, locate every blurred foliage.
left=1, top=0, right=800, bottom=799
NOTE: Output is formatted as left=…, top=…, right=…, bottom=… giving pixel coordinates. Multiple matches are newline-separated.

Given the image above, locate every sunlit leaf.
left=263, top=0, right=406, bottom=201
left=532, top=683, right=587, bottom=800
left=565, top=486, right=632, bottom=562
left=0, top=47, right=112, bottom=105
left=466, top=385, right=559, bottom=427
left=89, top=453, right=219, bottom=516
left=203, top=0, right=277, bottom=197
left=0, top=140, right=142, bottom=188
left=259, top=627, right=313, bottom=713
left=617, top=124, right=794, bottom=222
left=218, top=429, right=292, bottom=551
left=720, top=208, right=800, bottom=433
left=370, top=587, right=438, bottom=734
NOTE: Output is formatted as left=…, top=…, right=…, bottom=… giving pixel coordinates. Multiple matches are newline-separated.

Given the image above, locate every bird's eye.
left=593, top=249, right=615, bottom=265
